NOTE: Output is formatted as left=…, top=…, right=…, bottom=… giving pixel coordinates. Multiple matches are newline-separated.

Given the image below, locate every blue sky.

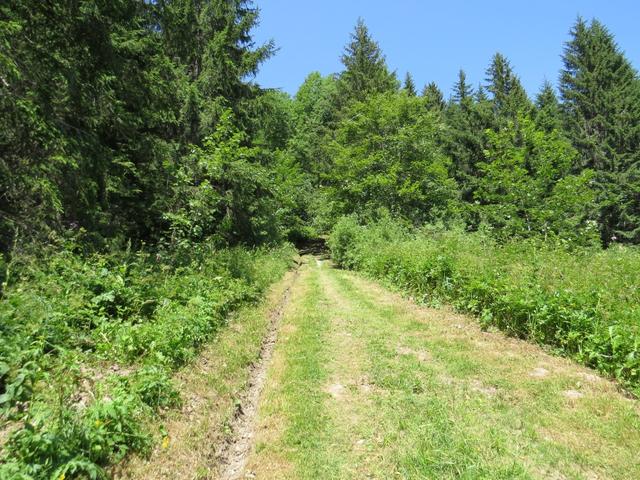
left=252, top=0, right=640, bottom=99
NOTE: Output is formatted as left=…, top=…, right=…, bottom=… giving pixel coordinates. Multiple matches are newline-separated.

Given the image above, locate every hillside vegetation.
left=245, top=260, right=640, bottom=479
left=329, top=217, right=640, bottom=395
left=2, top=0, right=640, bottom=478
left=0, top=243, right=293, bottom=478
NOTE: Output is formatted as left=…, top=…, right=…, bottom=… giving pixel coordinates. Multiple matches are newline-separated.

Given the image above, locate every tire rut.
left=216, top=262, right=301, bottom=480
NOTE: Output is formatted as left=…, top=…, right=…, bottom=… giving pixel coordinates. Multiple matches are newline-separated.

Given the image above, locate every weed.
left=0, top=242, right=294, bottom=477
left=329, top=219, right=640, bottom=394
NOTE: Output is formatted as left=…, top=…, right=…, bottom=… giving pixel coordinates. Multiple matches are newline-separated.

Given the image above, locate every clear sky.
left=252, top=0, right=640, bottom=99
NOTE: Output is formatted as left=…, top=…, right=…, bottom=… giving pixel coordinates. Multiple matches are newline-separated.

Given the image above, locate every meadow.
left=329, top=217, right=640, bottom=395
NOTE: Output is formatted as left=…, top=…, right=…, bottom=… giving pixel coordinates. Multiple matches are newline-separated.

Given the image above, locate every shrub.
left=327, top=216, right=362, bottom=268
left=2, top=389, right=150, bottom=479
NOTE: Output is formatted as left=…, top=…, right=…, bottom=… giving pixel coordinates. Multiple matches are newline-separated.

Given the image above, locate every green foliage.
left=474, top=112, right=598, bottom=244
left=326, top=216, right=361, bottom=269
left=270, top=150, right=317, bottom=243
left=2, top=389, right=150, bottom=479
left=327, top=92, right=459, bottom=225
left=452, top=69, right=473, bottom=103
left=4, top=6, right=640, bottom=475
left=443, top=72, right=494, bottom=205
left=422, top=82, right=445, bottom=112
left=188, top=0, right=275, bottom=137
left=0, top=242, right=294, bottom=477
left=0, top=0, right=277, bottom=253
left=403, top=72, right=417, bottom=97
left=330, top=219, right=640, bottom=394
left=561, top=17, right=640, bottom=244
left=484, top=53, right=532, bottom=118
left=288, top=73, right=338, bottom=173
left=252, top=90, right=294, bottom=151
left=165, top=110, right=282, bottom=247
left=534, top=81, right=563, bottom=133
left=337, top=18, right=398, bottom=105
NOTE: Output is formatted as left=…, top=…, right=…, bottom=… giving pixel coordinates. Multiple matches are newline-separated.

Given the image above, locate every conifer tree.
left=561, top=17, right=640, bottom=243
left=193, top=0, right=275, bottom=137
left=452, top=69, right=473, bottom=104
left=485, top=53, right=531, bottom=118
left=157, top=0, right=275, bottom=141
left=475, top=85, right=489, bottom=103
left=404, top=72, right=417, bottom=96
left=534, top=81, right=563, bottom=133
left=338, top=18, right=398, bottom=104
left=445, top=73, right=493, bottom=205
left=422, top=82, right=445, bottom=111
left=0, top=0, right=278, bottom=250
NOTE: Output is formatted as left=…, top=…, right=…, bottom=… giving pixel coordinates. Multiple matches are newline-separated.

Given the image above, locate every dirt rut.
left=216, top=265, right=300, bottom=479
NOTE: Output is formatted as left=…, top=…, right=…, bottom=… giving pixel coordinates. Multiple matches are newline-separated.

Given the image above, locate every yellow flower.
left=162, top=436, right=170, bottom=449
left=94, top=419, right=102, bottom=428
left=59, top=474, right=65, bottom=480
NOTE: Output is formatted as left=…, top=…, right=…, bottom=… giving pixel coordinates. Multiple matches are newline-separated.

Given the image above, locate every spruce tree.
left=445, top=73, right=494, bottom=205
left=404, top=72, right=417, bottom=96
left=561, top=17, right=640, bottom=243
left=422, top=82, right=445, bottom=111
left=338, top=18, right=398, bottom=104
left=195, top=0, right=275, bottom=137
left=476, top=85, right=489, bottom=103
left=534, top=80, right=563, bottom=133
left=452, top=69, right=473, bottom=104
left=485, top=53, right=531, bottom=118
left=0, top=0, right=277, bottom=250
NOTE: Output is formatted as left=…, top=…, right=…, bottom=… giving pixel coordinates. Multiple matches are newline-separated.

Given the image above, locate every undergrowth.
left=0, top=241, right=294, bottom=478
left=329, top=216, right=640, bottom=395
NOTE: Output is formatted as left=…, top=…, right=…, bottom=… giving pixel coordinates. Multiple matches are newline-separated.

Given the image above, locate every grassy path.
left=117, top=267, right=300, bottom=479
left=244, top=258, right=640, bottom=480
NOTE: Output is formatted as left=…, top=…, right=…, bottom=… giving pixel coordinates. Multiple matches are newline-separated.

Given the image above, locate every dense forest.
left=3, top=3, right=640, bottom=254
left=1, top=1, right=640, bottom=478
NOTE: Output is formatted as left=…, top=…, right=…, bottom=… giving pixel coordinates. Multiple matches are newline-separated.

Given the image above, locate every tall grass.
left=329, top=216, right=640, bottom=394
left=0, top=242, right=294, bottom=478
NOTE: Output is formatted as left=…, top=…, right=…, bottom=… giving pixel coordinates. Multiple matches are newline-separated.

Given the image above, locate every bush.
left=2, top=389, right=151, bottom=479
left=327, top=216, right=362, bottom=268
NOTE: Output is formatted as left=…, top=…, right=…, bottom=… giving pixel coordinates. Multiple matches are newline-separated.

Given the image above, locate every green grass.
left=250, top=263, right=340, bottom=478
left=248, top=259, right=640, bottom=479
left=331, top=270, right=533, bottom=479
left=328, top=216, right=640, bottom=395
left=0, top=242, right=294, bottom=479
left=123, top=265, right=300, bottom=479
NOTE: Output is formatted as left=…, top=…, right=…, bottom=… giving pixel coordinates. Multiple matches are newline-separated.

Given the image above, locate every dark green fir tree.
left=337, top=18, right=398, bottom=104
left=534, top=80, right=563, bottom=133
left=422, top=82, right=445, bottom=111
left=485, top=52, right=531, bottom=118
left=452, top=69, right=473, bottom=104
left=561, top=17, right=640, bottom=243
left=404, top=72, right=417, bottom=96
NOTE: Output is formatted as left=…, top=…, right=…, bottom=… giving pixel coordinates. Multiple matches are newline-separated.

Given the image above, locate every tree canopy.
left=1, top=11, right=638, bottom=253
